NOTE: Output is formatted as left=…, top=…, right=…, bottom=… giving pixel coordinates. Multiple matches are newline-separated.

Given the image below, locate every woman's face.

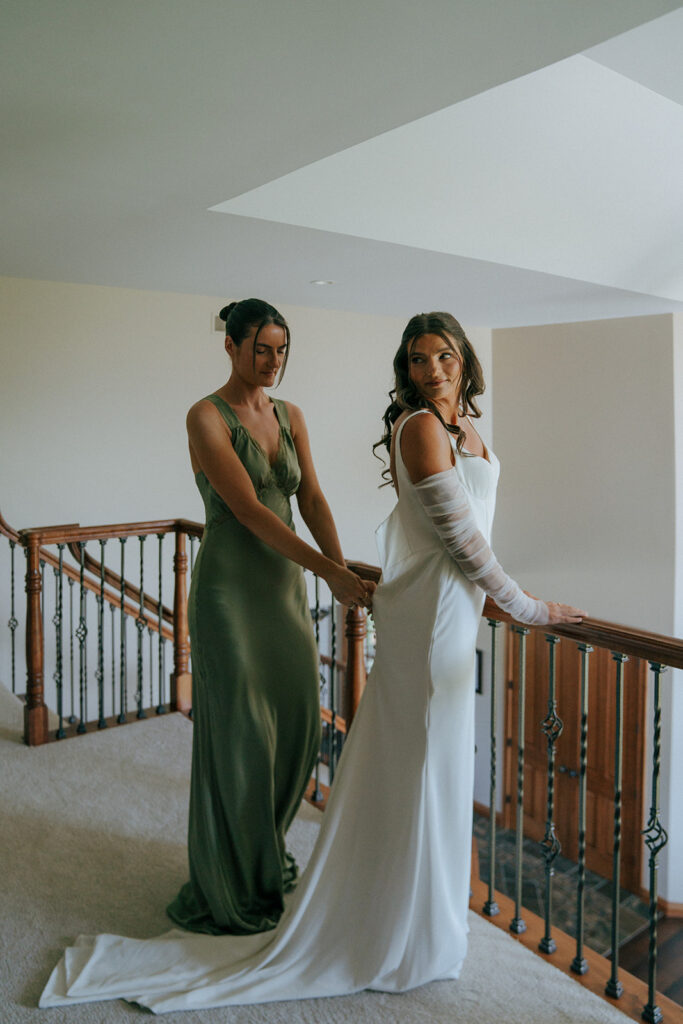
left=408, top=332, right=462, bottom=405
left=228, top=322, right=287, bottom=387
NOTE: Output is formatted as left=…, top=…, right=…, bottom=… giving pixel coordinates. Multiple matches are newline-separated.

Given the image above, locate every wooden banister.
left=171, top=529, right=192, bottom=713
left=345, top=561, right=683, bottom=672
left=344, top=605, right=367, bottom=725
left=7, top=508, right=681, bottom=749
left=23, top=533, right=48, bottom=745
left=479, top=597, right=683, bottom=671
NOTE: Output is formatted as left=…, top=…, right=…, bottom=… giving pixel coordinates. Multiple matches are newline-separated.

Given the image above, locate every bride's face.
left=408, top=333, right=462, bottom=405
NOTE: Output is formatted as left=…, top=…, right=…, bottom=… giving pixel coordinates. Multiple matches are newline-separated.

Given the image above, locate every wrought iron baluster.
left=40, top=558, right=46, bottom=634
left=118, top=538, right=127, bottom=723
left=156, top=533, right=167, bottom=714
left=329, top=594, right=338, bottom=782
left=96, top=540, right=107, bottom=729
left=571, top=642, right=592, bottom=974
left=76, top=542, right=88, bottom=733
left=311, top=574, right=323, bottom=803
left=135, top=536, right=147, bottom=719
left=148, top=625, right=154, bottom=708
left=68, top=576, right=76, bottom=722
left=110, top=601, right=116, bottom=718
left=605, top=652, right=627, bottom=998
left=483, top=618, right=502, bottom=917
left=8, top=539, right=18, bottom=693
left=510, top=625, right=529, bottom=934
left=52, top=545, right=65, bottom=739
left=539, top=634, right=562, bottom=954
left=641, top=662, right=668, bottom=1024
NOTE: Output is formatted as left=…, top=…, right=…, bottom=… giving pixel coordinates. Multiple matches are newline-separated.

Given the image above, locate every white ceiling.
left=2, top=0, right=682, bottom=326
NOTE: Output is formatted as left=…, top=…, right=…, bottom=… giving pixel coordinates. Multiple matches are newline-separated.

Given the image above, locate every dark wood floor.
left=620, top=918, right=683, bottom=1007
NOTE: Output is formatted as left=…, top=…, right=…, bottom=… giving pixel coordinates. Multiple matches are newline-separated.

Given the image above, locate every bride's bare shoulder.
left=399, top=411, right=453, bottom=482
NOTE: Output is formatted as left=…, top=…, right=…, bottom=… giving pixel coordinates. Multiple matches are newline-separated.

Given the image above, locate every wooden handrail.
left=2, top=510, right=173, bottom=640
left=480, top=599, right=683, bottom=671
left=0, top=508, right=21, bottom=543
left=346, top=561, right=683, bottom=672
left=7, top=507, right=682, bottom=751
left=19, top=519, right=180, bottom=545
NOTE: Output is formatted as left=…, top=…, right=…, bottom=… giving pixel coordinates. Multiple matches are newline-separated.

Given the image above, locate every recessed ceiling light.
left=310, top=279, right=334, bottom=286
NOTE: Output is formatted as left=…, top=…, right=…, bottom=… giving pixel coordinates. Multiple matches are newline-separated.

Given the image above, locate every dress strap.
left=270, top=397, right=291, bottom=432
left=204, top=393, right=242, bottom=431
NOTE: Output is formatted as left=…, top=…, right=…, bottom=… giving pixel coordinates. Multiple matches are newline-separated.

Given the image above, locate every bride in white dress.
left=40, top=311, right=584, bottom=1013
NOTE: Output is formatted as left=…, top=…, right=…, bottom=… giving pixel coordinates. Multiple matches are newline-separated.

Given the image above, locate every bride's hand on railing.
left=361, top=581, right=377, bottom=610
left=522, top=591, right=586, bottom=625
left=545, top=602, right=587, bottom=624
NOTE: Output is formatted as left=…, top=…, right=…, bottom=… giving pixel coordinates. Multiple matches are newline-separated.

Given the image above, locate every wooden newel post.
left=343, top=605, right=367, bottom=727
left=23, top=533, right=48, bottom=745
left=171, top=529, right=192, bottom=713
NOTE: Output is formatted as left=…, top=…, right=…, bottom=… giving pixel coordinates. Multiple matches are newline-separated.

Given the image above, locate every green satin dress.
left=167, top=395, right=321, bottom=935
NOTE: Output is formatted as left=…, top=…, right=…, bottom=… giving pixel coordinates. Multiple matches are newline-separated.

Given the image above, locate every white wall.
left=0, top=274, right=492, bottom=699
left=664, top=313, right=683, bottom=906
left=491, top=313, right=681, bottom=903
left=491, top=315, right=675, bottom=633
left=0, top=276, right=412, bottom=561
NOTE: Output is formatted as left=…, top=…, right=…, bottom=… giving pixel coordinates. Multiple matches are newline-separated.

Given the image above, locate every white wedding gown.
left=40, top=413, right=499, bottom=1013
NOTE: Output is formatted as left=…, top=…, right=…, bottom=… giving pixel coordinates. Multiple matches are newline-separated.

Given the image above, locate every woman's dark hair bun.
left=219, top=301, right=239, bottom=323
left=217, top=297, right=292, bottom=387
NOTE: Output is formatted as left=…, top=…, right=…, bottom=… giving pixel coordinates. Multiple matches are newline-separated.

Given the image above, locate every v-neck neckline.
left=212, top=393, right=286, bottom=469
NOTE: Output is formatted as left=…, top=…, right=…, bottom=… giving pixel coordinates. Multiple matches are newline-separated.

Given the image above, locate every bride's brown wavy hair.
left=373, top=312, right=485, bottom=484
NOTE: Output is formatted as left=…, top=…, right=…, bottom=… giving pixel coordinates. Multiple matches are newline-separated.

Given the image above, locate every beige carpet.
left=0, top=683, right=632, bottom=1023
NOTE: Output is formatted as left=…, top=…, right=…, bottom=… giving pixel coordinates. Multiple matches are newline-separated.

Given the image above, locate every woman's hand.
left=324, top=564, right=370, bottom=608
left=545, top=602, right=587, bottom=624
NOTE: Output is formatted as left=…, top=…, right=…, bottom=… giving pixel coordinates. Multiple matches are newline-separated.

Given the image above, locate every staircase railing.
left=0, top=512, right=369, bottom=766
left=1, top=511, right=681, bottom=1022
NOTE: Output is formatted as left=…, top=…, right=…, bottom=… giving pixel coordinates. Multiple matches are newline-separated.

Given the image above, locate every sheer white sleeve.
left=414, top=468, right=549, bottom=626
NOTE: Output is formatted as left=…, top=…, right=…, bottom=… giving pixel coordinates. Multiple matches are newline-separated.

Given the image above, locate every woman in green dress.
left=167, top=298, right=369, bottom=936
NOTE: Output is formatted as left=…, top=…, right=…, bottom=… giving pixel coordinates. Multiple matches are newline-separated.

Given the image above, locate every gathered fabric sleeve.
left=414, top=468, right=549, bottom=626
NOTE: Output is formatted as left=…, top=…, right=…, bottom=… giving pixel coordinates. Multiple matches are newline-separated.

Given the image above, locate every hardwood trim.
left=175, top=518, right=204, bottom=539
left=171, top=530, right=191, bottom=711
left=343, top=605, right=367, bottom=725
left=345, top=560, right=381, bottom=583
left=320, top=705, right=347, bottom=735
left=0, top=507, right=20, bottom=542
left=23, top=534, right=48, bottom=746
left=19, top=520, right=179, bottom=545
left=470, top=876, right=683, bottom=1024
left=660, top=900, right=683, bottom=919
left=637, top=892, right=683, bottom=920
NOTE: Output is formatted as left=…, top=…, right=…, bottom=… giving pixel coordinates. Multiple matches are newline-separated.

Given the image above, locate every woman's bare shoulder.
left=399, top=409, right=447, bottom=443
left=399, top=410, right=453, bottom=481
left=281, top=400, right=307, bottom=438
left=186, top=398, right=229, bottom=436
